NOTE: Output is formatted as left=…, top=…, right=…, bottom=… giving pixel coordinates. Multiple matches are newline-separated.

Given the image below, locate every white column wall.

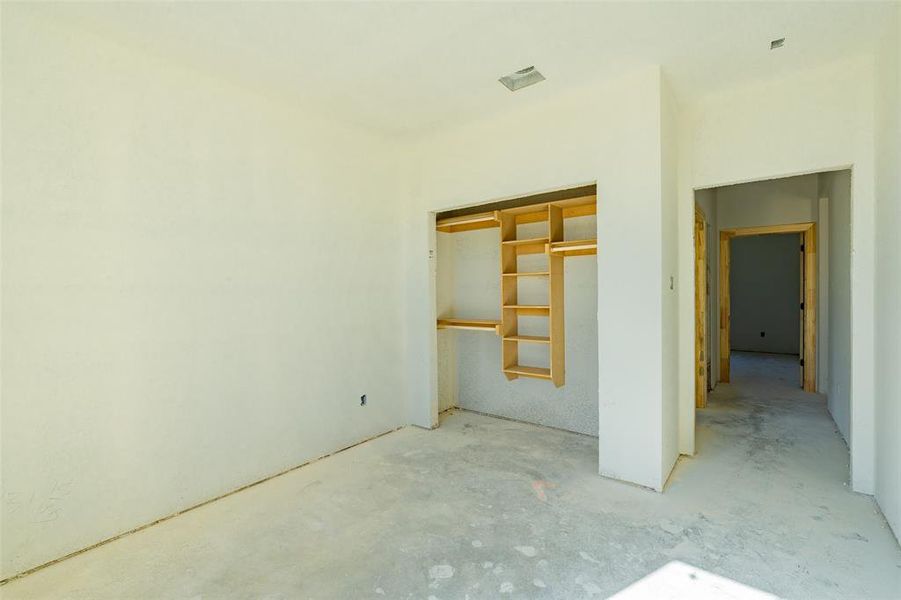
left=403, top=67, right=679, bottom=491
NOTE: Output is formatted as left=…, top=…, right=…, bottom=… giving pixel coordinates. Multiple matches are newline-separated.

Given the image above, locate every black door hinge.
left=800, top=244, right=805, bottom=251
left=800, top=302, right=805, bottom=310
left=800, top=358, right=805, bottom=366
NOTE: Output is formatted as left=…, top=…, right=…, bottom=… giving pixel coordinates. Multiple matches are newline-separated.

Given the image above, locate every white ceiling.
left=33, top=1, right=897, bottom=136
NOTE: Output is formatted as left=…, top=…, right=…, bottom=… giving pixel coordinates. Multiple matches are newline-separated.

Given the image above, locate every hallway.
left=3, top=362, right=899, bottom=598
left=726, top=350, right=802, bottom=388
left=694, top=350, right=901, bottom=597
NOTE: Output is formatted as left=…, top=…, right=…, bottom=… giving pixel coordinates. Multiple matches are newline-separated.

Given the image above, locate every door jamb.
left=719, top=222, right=817, bottom=392
left=694, top=206, right=708, bottom=408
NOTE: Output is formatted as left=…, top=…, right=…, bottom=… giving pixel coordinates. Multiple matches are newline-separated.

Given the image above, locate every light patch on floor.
left=2, top=353, right=899, bottom=598
left=610, top=560, right=779, bottom=599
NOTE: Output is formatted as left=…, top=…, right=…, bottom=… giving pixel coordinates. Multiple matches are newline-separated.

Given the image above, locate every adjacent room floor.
left=3, top=353, right=900, bottom=599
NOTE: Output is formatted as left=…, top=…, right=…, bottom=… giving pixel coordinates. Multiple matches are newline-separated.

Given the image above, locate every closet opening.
left=434, top=185, right=599, bottom=437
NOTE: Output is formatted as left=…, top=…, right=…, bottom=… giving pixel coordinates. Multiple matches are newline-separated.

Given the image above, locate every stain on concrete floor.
left=2, top=353, right=899, bottom=599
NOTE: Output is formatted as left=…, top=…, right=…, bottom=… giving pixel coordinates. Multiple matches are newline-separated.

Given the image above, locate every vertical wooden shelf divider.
left=548, top=204, right=565, bottom=387
left=499, top=211, right=519, bottom=380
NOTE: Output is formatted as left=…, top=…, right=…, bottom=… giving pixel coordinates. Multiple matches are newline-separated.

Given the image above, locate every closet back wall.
left=437, top=216, right=598, bottom=435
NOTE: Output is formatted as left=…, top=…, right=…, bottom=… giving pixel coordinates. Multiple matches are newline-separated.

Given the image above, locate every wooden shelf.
left=436, top=213, right=498, bottom=233
left=503, top=335, right=550, bottom=344
left=437, top=318, right=500, bottom=333
left=503, top=305, right=550, bottom=316
left=498, top=195, right=596, bottom=224
left=502, top=236, right=549, bottom=246
left=549, top=239, right=597, bottom=257
left=502, top=237, right=549, bottom=255
left=435, top=194, right=596, bottom=233
left=503, top=365, right=552, bottom=380
left=502, top=271, right=549, bottom=277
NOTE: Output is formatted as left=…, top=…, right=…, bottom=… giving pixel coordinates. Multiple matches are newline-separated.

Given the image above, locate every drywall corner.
left=819, top=170, right=852, bottom=444
left=675, top=91, right=699, bottom=458
left=596, top=65, right=668, bottom=491
left=873, top=4, right=901, bottom=542
left=660, top=72, right=681, bottom=480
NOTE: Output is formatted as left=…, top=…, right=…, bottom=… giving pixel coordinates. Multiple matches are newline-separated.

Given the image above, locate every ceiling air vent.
left=499, top=66, right=545, bottom=92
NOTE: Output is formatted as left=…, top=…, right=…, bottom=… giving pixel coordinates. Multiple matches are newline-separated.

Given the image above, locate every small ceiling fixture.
left=770, top=38, right=785, bottom=50
left=499, top=66, right=545, bottom=92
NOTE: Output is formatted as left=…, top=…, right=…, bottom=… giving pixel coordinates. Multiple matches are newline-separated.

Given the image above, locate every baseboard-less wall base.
left=0, top=425, right=404, bottom=586
left=449, top=406, right=598, bottom=439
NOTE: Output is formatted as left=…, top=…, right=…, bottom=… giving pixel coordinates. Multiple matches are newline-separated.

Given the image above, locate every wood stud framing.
left=436, top=195, right=597, bottom=387
left=547, top=204, right=565, bottom=386
left=694, top=207, right=708, bottom=409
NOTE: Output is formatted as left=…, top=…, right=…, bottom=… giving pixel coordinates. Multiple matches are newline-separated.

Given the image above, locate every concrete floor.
left=3, top=352, right=900, bottom=599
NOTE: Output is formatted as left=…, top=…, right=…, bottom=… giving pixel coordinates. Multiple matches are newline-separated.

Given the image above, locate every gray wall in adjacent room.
left=730, top=234, right=801, bottom=354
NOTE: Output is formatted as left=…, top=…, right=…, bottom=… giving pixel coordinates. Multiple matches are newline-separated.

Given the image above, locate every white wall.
left=435, top=218, right=598, bottom=435
left=436, top=232, right=457, bottom=412
left=404, top=67, right=680, bottom=491
left=677, top=56, right=878, bottom=494
left=1, top=9, right=406, bottom=579
left=873, top=5, right=901, bottom=543
left=816, top=194, right=830, bottom=396
left=729, top=234, right=801, bottom=355
left=716, top=175, right=818, bottom=230
left=660, top=78, right=680, bottom=484
left=820, top=170, right=852, bottom=444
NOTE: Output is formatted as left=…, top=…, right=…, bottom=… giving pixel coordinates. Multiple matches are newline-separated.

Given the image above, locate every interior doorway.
left=718, top=222, right=817, bottom=391
left=692, top=169, right=855, bottom=484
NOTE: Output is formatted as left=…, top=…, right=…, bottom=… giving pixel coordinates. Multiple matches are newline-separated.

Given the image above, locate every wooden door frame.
left=719, top=222, right=817, bottom=392
left=694, top=206, right=708, bottom=408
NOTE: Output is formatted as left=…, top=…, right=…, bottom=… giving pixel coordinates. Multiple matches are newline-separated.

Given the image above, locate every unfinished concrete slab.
left=3, top=353, right=899, bottom=599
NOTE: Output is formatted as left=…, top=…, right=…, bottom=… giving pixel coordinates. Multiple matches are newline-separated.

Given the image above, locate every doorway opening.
left=719, top=222, right=817, bottom=391
left=693, top=169, right=854, bottom=457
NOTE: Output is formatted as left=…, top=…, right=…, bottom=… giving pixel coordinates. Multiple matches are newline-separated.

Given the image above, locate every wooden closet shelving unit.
left=436, top=194, right=597, bottom=388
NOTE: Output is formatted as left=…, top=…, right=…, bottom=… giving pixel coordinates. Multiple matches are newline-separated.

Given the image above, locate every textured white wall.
left=436, top=233, right=457, bottom=412
left=1, top=10, right=406, bottom=578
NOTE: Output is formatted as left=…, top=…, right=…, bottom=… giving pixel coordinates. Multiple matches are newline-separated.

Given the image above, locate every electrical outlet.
left=360, top=394, right=367, bottom=406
